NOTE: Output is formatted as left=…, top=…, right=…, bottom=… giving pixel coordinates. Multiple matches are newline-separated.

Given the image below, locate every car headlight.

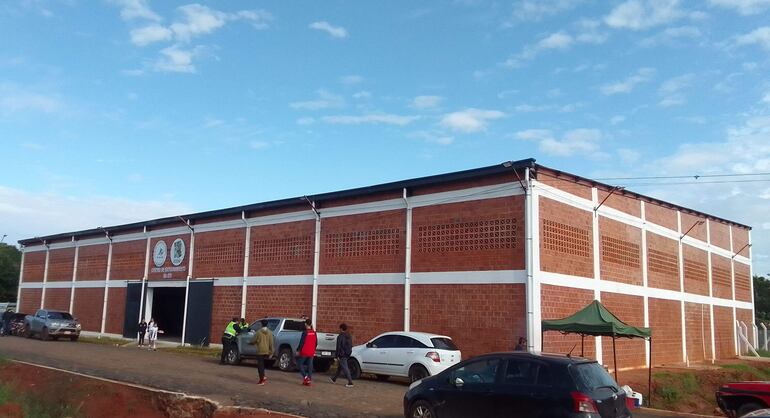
left=408, top=379, right=422, bottom=390
left=76, top=324, right=81, bottom=330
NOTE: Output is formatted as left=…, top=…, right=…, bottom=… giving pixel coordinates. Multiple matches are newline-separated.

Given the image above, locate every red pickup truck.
left=717, top=382, right=770, bottom=417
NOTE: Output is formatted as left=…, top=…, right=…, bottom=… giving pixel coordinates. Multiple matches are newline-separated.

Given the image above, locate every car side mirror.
left=366, top=342, right=373, bottom=348
left=454, top=377, right=464, bottom=388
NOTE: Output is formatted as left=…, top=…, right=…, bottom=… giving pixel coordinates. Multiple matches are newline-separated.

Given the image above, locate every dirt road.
left=0, top=336, right=694, bottom=418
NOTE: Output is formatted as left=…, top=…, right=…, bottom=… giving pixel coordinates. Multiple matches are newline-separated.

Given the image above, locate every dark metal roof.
left=19, top=159, right=536, bottom=245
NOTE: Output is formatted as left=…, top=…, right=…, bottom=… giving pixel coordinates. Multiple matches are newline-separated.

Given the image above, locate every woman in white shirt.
left=147, top=319, right=159, bottom=351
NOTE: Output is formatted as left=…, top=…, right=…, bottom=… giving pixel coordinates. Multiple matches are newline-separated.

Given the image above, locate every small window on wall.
left=601, top=236, right=640, bottom=268
left=542, top=219, right=590, bottom=258
left=416, top=218, right=517, bottom=253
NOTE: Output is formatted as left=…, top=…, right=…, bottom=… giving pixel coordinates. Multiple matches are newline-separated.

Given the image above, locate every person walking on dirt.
left=220, top=317, right=238, bottom=365
left=297, top=319, right=317, bottom=386
left=250, top=319, right=274, bottom=385
left=147, top=319, right=159, bottom=351
left=330, top=323, right=354, bottom=387
left=138, top=320, right=147, bottom=347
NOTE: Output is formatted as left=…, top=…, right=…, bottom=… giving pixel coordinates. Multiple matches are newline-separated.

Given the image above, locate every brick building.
left=16, top=159, right=755, bottom=369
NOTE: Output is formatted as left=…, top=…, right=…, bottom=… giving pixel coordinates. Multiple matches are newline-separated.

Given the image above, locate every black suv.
left=403, top=352, right=632, bottom=418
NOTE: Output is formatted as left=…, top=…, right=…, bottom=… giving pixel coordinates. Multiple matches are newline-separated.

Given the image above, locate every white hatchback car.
left=349, top=331, right=461, bottom=382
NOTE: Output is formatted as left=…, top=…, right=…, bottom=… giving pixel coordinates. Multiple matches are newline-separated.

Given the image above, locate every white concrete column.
left=677, top=212, right=688, bottom=365
left=99, top=239, right=113, bottom=336
left=137, top=231, right=151, bottom=323
left=730, top=226, right=738, bottom=355
left=706, top=221, right=716, bottom=363
left=525, top=170, right=543, bottom=351
left=15, top=248, right=24, bottom=310
left=311, top=205, right=321, bottom=327
left=68, top=242, right=79, bottom=314
left=40, top=244, right=50, bottom=309
left=749, top=230, right=756, bottom=348
left=641, top=202, right=650, bottom=367
left=241, top=215, right=251, bottom=319
left=591, top=187, right=603, bottom=364
left=181, top=230, right=195, bottom=345
left=403, top=188, right=412, bottom=332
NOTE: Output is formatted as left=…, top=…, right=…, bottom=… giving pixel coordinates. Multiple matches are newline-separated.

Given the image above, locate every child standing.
left=147, top=319, right=159, bottom=351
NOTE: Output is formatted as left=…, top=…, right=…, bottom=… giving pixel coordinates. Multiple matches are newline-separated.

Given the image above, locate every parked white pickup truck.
left=24, top=309, right=81, bottom=341
left=225, top=317, right=338, bottom=372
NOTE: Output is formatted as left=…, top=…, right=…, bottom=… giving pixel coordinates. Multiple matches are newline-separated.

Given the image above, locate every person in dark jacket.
left=1, top=309, right=12, bottom=336
left=138, top=320, right=147, bottom=346
left=330, top=323, right=354, bottom=387
left=296, top=319, right=317, bottom=386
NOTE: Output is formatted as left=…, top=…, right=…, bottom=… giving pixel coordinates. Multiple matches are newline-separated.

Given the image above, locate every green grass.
left=653, top=371, right=700, bottom=410
left=757, top=349, right=770, bottom=358
left=720, top=363, right=770, bottom=380
left=77, top=336, right=131, bottom=346
left=158, top=345, right=220, bottom=358
left=0, top=382, right=82, bottom=418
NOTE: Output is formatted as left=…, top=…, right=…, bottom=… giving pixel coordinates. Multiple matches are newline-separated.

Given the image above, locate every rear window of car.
left=569, top=362, right=619, bottom=392
left=431, top=337, right=459, bottom=351
left=283, top=320, right=306, bottom=332
left=47, top=312, right=73, bottom=320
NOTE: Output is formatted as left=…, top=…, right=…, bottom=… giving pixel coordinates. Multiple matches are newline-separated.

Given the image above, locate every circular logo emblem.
left=170, top=238, right=186, bottom=266
left=153, top=241, right=167, bottom=267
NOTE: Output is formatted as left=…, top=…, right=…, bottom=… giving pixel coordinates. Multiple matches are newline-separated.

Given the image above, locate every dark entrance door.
left=122, top=282, right=142, bottom=338
left=184, top=281, right=213, bottom=346
left=152, top=287, right=185, bottom=339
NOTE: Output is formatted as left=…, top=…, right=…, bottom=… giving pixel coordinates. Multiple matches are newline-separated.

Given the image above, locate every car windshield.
left=431, top=337, right=459, bottom=351
left=569, top=362, right=619, bottom=393
left=47, top=312, right=73, bottom=320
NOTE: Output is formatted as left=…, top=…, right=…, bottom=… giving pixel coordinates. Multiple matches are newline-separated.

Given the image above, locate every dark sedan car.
left=403, top=352, right=632, bottom=418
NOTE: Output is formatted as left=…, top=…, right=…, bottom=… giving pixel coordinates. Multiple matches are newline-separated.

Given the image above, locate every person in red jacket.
left=297, top=318, right=317, bottom=386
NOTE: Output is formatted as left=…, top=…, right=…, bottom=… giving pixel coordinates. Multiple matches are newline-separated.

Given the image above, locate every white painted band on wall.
left=411, top=270, right=526, bottom=285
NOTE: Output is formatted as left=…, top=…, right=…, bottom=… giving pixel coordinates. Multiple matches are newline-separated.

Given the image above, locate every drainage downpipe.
left=524, top=167, right=535, bottom=351
left=40, top=241, right=50, bottom=309
left=69, top=237, right=79, bottom=315
left=99, top=233, right=113, bottom=337
left=240, top=211, right=250, bottom=319
left=403, top=188, right=412, bottom=332
left=181, top=221, right=195, bottom=346
left=310, top=201, right=321, bottom=327
left=137, top=226, right=150, bottom=324
left=15, top=246, right=24, bottom=312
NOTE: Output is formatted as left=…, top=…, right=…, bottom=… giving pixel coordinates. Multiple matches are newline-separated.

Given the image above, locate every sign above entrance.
left=171, top=238, right=185, bottom=266
left=153, top=240, right=167, bottom=267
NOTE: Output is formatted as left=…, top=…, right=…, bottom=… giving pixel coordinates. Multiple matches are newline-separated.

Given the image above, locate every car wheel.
left=738, top=402, right=764, bottom=417
left=410, top=400, right=436, bottom=418
left=278, top=348, right=295, bottom=372
left=23, top=325, right=32, bottom=338
left=348, top=358, right=361, bottom=380
left=226, top=346, right=241, bottom=365
left=409, top=365, right=429, bottom=383
left=70, top=336, right=78, bottom=342
left=376, top=374, right=390, bottom=381
left=41, top=328, right=49, bottom=341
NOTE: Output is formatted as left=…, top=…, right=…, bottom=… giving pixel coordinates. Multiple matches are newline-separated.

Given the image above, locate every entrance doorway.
left=147, top=287, right=185, bottom=340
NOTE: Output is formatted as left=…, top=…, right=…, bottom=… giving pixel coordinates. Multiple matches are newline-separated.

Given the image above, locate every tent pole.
left=581, top=335, right=584, bottom=357
left=613, top=335, right=618, bottom=382
left=648, top=337, right=653, bottom=407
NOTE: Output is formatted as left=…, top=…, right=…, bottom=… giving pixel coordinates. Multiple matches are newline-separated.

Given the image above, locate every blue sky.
left=1, top=0, right=770, bottom=274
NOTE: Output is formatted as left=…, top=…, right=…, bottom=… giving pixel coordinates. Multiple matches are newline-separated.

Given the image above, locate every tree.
left=754, top=275, right=770, bottom=323
left=0, top=243, right=20, bottom=302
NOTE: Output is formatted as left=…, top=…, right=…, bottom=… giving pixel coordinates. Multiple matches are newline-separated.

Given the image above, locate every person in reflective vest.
left=220, top=317, right=238, bottom=365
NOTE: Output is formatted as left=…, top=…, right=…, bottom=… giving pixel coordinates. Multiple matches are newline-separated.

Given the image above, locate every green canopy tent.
left=542, top=300, right=653, bottom=406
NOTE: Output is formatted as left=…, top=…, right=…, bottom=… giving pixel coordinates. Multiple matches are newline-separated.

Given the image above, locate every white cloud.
left=604, top=0, right=689, bottom=30
left=113, top=0, right=161, bottom=22
left=503, top=28, right=604, bottom=68
left=130, top=24, right=173, bottom=46
left=322, top=114, right=419, bottom=126
left=409, top=130, right=455, bottom=145
left=170, top=4, right=227, bottom=42
left=309, top=21, right=348, bottom=39
left=763, top=91, right=770, bottom=104
left=411, top=95, right=444, bottom=110
left=296, top=117, right=315, bottom=125
left=708, top=0, right=770, bottom=14
left=440, top=108, right=505, bottom=133
left=658, top=73, right=694, bottom=107
left=0, top=186, right=191, bottom=246
left=618, top=148, right=642, bottom=164
left=289, top=89, right=345, bottom=110
left=538, top=31, right=574, bottom=49
left=0, top=84, right=62, bottom=114
left=233, top=10, right=273, bottom=30
left=153, top=45, right=199, bottom=73
left=515, top=128, right=604, bottom=157
left=610, top=115, right=627, bottom=125
left=505, top=0, right=584, bottom=24
left=600, top=67, right=656, bottom=95
left=339, top=75, right=363, bottom=85
left=639, top=25, right=702, bottom=47
left=353, top=91, right=371, bottom=100
left=734, top=26, right=770, bottom=50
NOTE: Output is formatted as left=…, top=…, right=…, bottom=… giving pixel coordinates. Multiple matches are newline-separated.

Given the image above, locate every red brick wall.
left=245, top=285, right=312, bottom=322
left=685, top=302, right=712, bottom=363
left=539, top=197, right=593, bottom=278
left=541, top=285, right=596, bottom=358
left=73, top=288, right=104, bottom=332
left=599, top=217, right=642, bottom=285
left=736, top=308, right=754, bottom=350
left=105, top=287, right=126, bottom=335
left=44, top=288, right=71, bottom=312
left=19, top=289, right=42, bottom=314
left=714, top=306, right=736, bottom=359
left=709, top=220, right=731, bottom=251
left=412, top=197, right=524, bottom=272
left=249, top=221, right=315, bottom=276
left=732, top=227, right=750, bottom=258
left=598, top=190, right=641, bottom=217
left=77, top=244, right=108, bottom=280
left=321, top=211, right=405, bottom=274
left=22, top=251, right=46, bottom=282
left=646, top=232, right=680, bottom=291
left=600, top=292, right=646, bottom=369
left=194, top=229, right=245, bottom=278
left=711, top=255, right=733, bottom=300
left=47, top=248, right=75, bottom=281
left=210, top=286, right=244, bottom=343
left=680, top=212, right=707, bottom=242
left=411, top=284, right=526, bottom=358
left=317, top=285, right=403, bottom=344
left=148, top=234, right=191, bottom=280
left=537, top=171, right=593, bottom=200
left=648, top=298, right=682, bottom=365
left=110, top=240, right=146, bottom=280
left=683, top=245, right=709, bottom=296
left=645, top=202, right=678, bottom=231
left=734, top=263, right=752, bottom=302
